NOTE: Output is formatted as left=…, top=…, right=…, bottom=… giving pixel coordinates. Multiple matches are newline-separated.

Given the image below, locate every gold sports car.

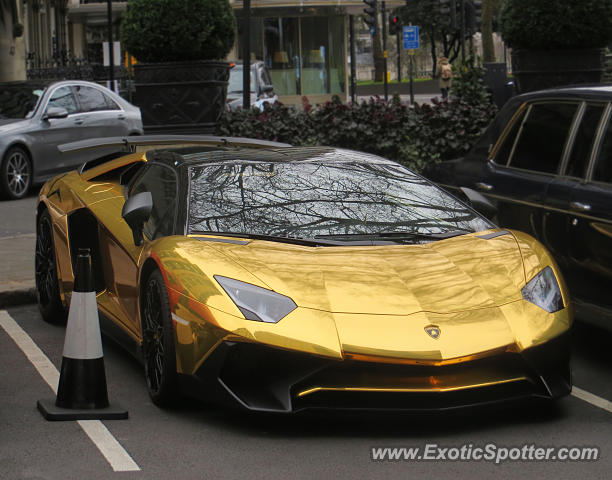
left=36, top=136, right=572, bottom=412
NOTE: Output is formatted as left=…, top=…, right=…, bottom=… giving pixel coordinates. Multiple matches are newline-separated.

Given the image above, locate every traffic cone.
left=37, top=248, right=128, bottom=421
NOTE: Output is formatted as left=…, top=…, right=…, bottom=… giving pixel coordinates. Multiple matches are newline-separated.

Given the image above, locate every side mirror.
left=261, top=84, right=274, bottom=94
left=43, top=106, right=69, bottom=120
left=122, top=192, right=153, bottom=246
left=460, top=187, right=497, bottom=220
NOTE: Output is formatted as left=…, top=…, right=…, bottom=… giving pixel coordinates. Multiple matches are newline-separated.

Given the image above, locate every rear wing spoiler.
left=58, top=135, right=292, bottom=154
left=58, top=135, right=293, bottom=175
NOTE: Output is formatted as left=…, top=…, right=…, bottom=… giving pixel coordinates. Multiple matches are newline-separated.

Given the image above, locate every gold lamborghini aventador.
left=35, top=136, right=572, bottom=412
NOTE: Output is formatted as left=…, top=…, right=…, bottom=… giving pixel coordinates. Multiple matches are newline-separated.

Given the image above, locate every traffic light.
left=466, top=0, right=482, bottom=33
left=389, top=15, right=400, bottom=35
left=439, top=0, right=457, bottom=30
left=363, top=0, right=378, bottom=36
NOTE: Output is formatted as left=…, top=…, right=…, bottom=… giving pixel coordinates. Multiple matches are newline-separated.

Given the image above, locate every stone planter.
left=133, top=60, right=230, bottom=134
left=511, top=48, right=606, bottom=94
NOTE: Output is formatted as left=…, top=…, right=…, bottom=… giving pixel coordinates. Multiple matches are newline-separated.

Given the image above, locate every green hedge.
left=216, top=65, right=497, bottom=172
left=500, top=0, right=612, bottom=50
left=121, top=0, right=236, bottom=62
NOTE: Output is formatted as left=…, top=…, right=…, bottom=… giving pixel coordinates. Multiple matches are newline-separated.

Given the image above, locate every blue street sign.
left=403, top=26, right=420, bottom=50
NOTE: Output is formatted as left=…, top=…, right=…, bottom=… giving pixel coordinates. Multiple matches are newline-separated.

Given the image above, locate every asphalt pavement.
left=0, top=192, right=37, bottom=308
left=1, top=305, right=611, bottom=479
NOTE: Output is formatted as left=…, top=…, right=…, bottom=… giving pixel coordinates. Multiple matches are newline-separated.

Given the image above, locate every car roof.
left=514, top=84, right=612, bottom=102
left=147, top=145, right=397, bottom=169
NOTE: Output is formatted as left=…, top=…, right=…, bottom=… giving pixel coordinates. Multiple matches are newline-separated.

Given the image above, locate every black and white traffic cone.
left=37, top=248, right=128, bottom=421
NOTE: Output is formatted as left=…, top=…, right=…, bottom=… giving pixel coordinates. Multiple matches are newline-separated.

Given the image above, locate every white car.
left=226, top=62, right=279, bottom=111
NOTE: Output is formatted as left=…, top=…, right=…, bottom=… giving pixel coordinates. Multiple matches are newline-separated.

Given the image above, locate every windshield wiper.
left=314, top=230, right=470, bottom=241
left=191, top=231, right=345, bottom=246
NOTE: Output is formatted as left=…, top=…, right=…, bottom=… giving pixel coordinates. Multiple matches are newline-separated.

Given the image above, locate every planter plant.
left=500, top=0, right=612, bottom=93
left=121, top=0, right=236, bottom=133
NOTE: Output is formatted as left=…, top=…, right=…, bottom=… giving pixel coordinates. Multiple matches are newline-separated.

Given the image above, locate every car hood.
left=0, top=118, right=28, bottom=131
left=203, top=231, right=526, bottom=315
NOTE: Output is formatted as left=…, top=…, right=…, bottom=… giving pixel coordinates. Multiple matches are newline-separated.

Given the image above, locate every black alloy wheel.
left=1, top=146, right=32, bottom=200
left=35, top=209, right=67, bottom=324
left=142, top=269, right=178, bottom=406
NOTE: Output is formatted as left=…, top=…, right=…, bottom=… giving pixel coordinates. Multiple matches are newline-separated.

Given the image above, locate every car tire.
left=141, top=268, right=179, bottom=407
left=35, top=209, right=67, bottom=324
left=1, top=146, right=32, bottom=200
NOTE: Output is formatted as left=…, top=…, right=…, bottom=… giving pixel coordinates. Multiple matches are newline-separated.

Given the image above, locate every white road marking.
left=572, top=386, right=612, bottom=413
left=0, top=310, right=140, bottom=472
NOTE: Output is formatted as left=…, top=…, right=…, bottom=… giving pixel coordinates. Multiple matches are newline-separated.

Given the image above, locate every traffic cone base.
left=37, top=398, right=128, bottom=421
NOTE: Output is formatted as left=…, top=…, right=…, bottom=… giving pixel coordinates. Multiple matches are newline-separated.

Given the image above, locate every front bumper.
left=178, top=333, right=571, bottom=412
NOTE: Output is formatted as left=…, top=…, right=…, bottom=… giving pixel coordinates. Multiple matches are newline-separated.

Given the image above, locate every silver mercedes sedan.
left=0, top=80, right=143, bottom=200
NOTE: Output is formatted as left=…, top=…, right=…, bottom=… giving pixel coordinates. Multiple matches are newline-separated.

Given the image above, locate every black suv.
left=424, top=85, right=612, bottom=330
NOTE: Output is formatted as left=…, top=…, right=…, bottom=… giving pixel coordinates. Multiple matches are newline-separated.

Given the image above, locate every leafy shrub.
left=216, top=67, right=497, bottom=173
left=216, top=102, right=317, bottom=145
left=121, top=0, right=236, bottom=62
left=500, top=0, right=612, bottom=50
left=450, top=57, right=492, bottom=106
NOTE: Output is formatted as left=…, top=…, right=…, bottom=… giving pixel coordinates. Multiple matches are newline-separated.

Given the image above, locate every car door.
left=481, top=101, right=578, bottom=245
left=74, top=84, right=131, bottom=139
left=28, top=85, right=84, bottom=178
left=566, top=104, right=612, bottom=312
left=96, top=163, right=180, bottom=335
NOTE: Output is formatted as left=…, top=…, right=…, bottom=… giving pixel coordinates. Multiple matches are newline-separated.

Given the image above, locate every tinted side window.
left=565, top=103, right=606, bottom=179
left=130, top=165, right=178, bottom=240
left=47, top=86, right=78, bottom=114
left=493, top=108, right=527, bottom=165
left=592, top=116, right=612, bottom=184
left=75, top=86, right=111, bottom=113
left=509, top=103, right=577, bottom=174
left=104, top=94, right=120, bottom=110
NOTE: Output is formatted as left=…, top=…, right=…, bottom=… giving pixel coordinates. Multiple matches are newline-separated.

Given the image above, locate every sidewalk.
left=0, top=233, right=37, bottom=308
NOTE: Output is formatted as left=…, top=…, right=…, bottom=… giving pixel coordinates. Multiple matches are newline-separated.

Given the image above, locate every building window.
left=237, top=14, right=345, bottom=98
left=264, top=17, right=300, bottom=95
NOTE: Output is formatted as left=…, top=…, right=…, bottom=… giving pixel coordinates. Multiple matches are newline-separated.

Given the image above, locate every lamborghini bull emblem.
left=425, top=325, right=441, bottom=339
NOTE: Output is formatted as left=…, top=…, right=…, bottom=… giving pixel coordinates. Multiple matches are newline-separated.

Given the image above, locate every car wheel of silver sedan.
left=1, top=146, right=32, bottom=200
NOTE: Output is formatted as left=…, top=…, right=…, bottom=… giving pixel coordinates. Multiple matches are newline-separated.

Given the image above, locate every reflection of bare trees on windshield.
left=188, top=158, right=490, bottom=238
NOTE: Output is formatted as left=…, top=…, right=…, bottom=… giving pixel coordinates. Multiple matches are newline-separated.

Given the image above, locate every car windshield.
left=228, top=67, right=255, bottom=93
left=0, top=84, right=44, bottom=119
left=187, top=156, right=492, bottom=241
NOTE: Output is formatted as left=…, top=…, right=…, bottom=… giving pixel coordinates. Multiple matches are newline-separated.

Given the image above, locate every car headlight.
left=214, top=276, right=297, bottom=323
left=521, top=266, right=564, bottom=313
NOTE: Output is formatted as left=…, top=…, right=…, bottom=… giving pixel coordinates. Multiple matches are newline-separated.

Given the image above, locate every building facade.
left=2, top=1, right=407, bottom=104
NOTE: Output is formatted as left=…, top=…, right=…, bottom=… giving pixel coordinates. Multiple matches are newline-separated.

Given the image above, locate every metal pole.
left=409, top=54, right=414, bottom=105
left=396, top=30, right=401, bottom=83
left=107, top=0, right=114, bottom=88
left=349, top=16, right=357, bottom=104
left=382, top=1, right=388, bottom=101
left=460, top=0, right=466, bottom=61
left=242, top=0, right=251, bottom=110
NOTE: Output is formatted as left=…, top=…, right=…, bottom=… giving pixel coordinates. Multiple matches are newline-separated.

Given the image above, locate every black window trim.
left=488, top=102, right=528, bottom=166
left=585, top=102, right=612, bottom=185
left=557, top=101, right=587, bottom=179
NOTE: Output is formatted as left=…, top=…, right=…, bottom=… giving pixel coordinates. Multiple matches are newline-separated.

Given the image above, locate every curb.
left=0, top=287, right=37, bottom=309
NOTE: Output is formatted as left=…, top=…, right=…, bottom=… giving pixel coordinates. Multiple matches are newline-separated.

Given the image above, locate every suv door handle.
left=475, top=182, right=493, bottom=192
left=73, top=118, right=83, bottom=125
left=570, top=201, right=591, bottom=212
left=117, top=114, right=126, bottom=120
